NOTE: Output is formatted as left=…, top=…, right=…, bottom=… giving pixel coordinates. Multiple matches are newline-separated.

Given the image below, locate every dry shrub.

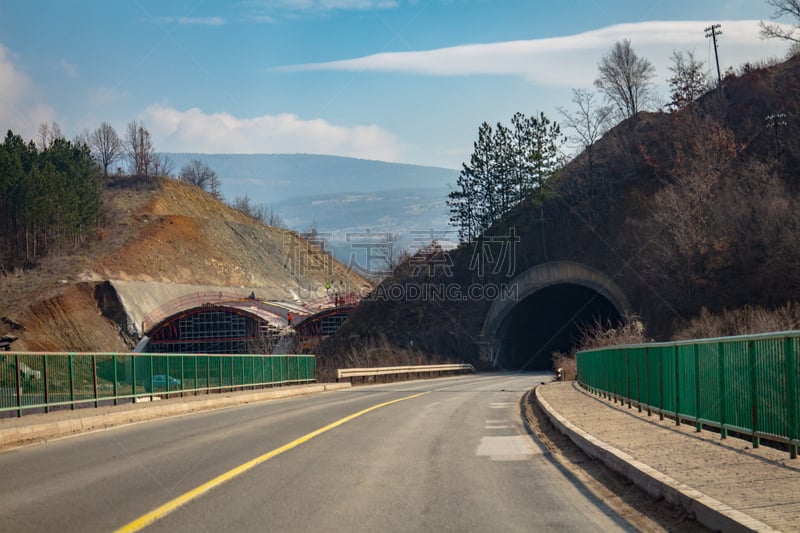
left=550, top=314, right=648, bottom=381
left=674, top=302, right=800, bottom=340
left=577, top=314, right=647, bottom=350
left=316, top=334, right=449, bottom=382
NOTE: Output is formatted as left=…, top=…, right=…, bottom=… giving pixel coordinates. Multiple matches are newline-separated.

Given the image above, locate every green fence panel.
left=578, top=331, right=800, bottom=456
left=0, top=352, right=316, bottom=417
left=723, top=339, right=750, bottom=434
left=676, top=344, right=696, bottom=421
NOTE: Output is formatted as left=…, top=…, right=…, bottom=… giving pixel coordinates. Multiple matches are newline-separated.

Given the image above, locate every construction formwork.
left=146, top=306, right=282, bottom=355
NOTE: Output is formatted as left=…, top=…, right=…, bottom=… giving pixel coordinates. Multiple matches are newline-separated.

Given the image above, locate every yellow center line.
left=115, top=392, right=426, bottom=532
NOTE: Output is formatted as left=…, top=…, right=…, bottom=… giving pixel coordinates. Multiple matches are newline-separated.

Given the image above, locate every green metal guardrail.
left=577, top=331, right=800, bottom=458
left=0, top=352, right=316, bottom=417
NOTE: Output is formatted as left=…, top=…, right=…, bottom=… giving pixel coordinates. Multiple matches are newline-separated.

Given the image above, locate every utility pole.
left=766, top=113, right=787, bottom=154
left=705, top=24, right=723, bottom=89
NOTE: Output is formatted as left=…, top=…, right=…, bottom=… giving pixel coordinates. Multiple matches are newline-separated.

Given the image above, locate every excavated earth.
left=0, top=176, right=370, bottom=352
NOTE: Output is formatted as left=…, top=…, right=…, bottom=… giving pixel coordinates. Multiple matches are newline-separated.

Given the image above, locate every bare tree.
left=152, top=153, right=174, bottom=178
left=231, top=196, right=286, bottom=227
left=91, top=122, right=122, bottom=178
left=73, top=128, right=91, bottom=148
left=125, top=121, right=155, bottom=178
left=178, top=159, right=221, bottom=199
left=760, top=0, right=800, bottom=43
left=36, top=121, right=63, bottom=150
left=666, top=50, right=709, bottom=112
left=376, top=232, right=402, bottom=274
left=264, top=207, right=285, bottom=228
left=594, top=39, right=656, bottom=119
left=558, top=89, right=612, bottom=174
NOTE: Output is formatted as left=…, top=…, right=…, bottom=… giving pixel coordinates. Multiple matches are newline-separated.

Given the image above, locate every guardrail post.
left=645, top=347, right=652, bottom=416
left=748, top=340, right=759, bottom=448
left=205, top=354, right=210, bottom=394
left=695, top=344, right=702, bottom=432
left=113, top=354, right=118, bottom=406
left=635, top=349, right=642, bottom=412
left=15, top=354, right=22, bottom=417
left=93, top=354, right=99, bottom=408
left=43, top=354, right=50, bottom=413
left=718, top=342, right=727, bottom=439
left=674, top=345, right=681, bottom=426
left=626, top=349, right=632, bottom=409
left=784, top=336, right=798, bottom=459
left=658, top=348, right=665, bottom=421
left=69, top=353, right=75, bottom=410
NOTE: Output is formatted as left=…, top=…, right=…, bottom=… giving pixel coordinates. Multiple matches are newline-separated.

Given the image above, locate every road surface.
left=0, top=373, right=634, bottom=532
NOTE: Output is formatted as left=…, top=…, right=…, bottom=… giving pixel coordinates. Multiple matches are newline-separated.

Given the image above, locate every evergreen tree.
left=0, top=130, right=102, bottom=270
left=447, top=113, right=564, bottom=243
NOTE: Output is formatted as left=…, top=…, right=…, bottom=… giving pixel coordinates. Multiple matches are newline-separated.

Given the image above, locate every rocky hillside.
left=0, top=175, right=370, bottom=352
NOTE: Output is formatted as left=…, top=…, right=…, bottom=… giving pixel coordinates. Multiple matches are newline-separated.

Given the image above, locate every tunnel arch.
left=480, top=261, right=631, bottom=370
left=143, top=304, right=284, bottom=354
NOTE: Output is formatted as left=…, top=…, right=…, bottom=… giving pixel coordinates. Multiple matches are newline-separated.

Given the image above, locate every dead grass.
left=674, top=302, right=800, bottom=340
left=316, top=334, right=451, bottom=382
left=551, top=314, right=648, bottom=381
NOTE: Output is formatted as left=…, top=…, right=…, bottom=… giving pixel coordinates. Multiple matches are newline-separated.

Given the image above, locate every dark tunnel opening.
left=496, top=284, right=622, bottom=371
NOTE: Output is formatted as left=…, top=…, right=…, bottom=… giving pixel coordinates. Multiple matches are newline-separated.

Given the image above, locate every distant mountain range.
left=164, top=153, right=461, bottom=264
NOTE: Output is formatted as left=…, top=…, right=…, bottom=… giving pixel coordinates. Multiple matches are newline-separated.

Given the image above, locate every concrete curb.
left=0, top=382, right=351, bottom=450
left=534, top=383, right=778, bottom=533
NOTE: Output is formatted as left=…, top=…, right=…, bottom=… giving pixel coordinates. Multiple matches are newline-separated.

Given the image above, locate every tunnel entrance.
left=480, top=261, right=631, bottom=371
left=495, top=284, right=622, bottom=370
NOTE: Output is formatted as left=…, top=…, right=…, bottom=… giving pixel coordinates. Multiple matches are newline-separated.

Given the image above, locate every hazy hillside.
left=164, top=153, right=459, bottom=265
left=165, top=153, right=459, bottom=203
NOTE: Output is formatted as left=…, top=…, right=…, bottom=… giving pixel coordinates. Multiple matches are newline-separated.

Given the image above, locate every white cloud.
left=0, top=43, right=57, bottom=138
left=248, top=0, right=397, bottom=11
left=143, top=104, right=402, bottom=161
left=154, top=16, right=226, bottom=25
left=276, top=20, right=795, bottom=87
left=179, top=16, right=226, bottom=25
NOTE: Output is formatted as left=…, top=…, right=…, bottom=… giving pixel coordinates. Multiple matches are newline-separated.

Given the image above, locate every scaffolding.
left=147, top=306, right=281, bottom=354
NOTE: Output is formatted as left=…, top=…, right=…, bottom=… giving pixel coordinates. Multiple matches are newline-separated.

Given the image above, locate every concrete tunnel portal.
left=481, top=262, right=631, bottom=371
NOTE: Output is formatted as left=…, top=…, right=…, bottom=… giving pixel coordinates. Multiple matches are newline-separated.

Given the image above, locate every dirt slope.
left=0, top=176, right=370, bottom=352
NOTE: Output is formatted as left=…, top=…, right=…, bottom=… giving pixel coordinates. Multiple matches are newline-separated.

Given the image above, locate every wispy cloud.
left=0, top=43, right=57, bottom=138
left=144, top=104, right=402, bottom=161
left=242, top=0, right=398, bottom=22
left=58, top=58, right=78, bottom=78
left=246, top=0, right=398, bottom=11
left=154, top=16, right=227, bottom=26
left=89, top=86, right=129, bottom=105
left=274, top=20, right=794, bottom=87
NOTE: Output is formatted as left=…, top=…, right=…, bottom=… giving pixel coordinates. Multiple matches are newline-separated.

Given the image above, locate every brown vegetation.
left=326, top=54, right=800, bottom=368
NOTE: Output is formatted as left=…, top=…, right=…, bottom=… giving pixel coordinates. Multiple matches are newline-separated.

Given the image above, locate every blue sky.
left=0, top=1, right=794, bottom=169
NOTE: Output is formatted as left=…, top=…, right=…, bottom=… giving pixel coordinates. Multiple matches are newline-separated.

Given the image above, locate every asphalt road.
left=0, top=373, right=634, bottom=532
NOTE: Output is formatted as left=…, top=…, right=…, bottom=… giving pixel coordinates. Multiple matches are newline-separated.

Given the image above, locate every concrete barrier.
left=336, top=363, right=474, bottom=382
left=0, top=382, right=351, bottom=450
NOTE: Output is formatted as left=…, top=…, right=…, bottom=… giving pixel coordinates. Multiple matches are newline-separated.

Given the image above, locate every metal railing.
left=577, top=331, right=800, bottom=458
left=0, top=352, right=316, bottom=417
left=336, top=363, right=474, bottom=382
